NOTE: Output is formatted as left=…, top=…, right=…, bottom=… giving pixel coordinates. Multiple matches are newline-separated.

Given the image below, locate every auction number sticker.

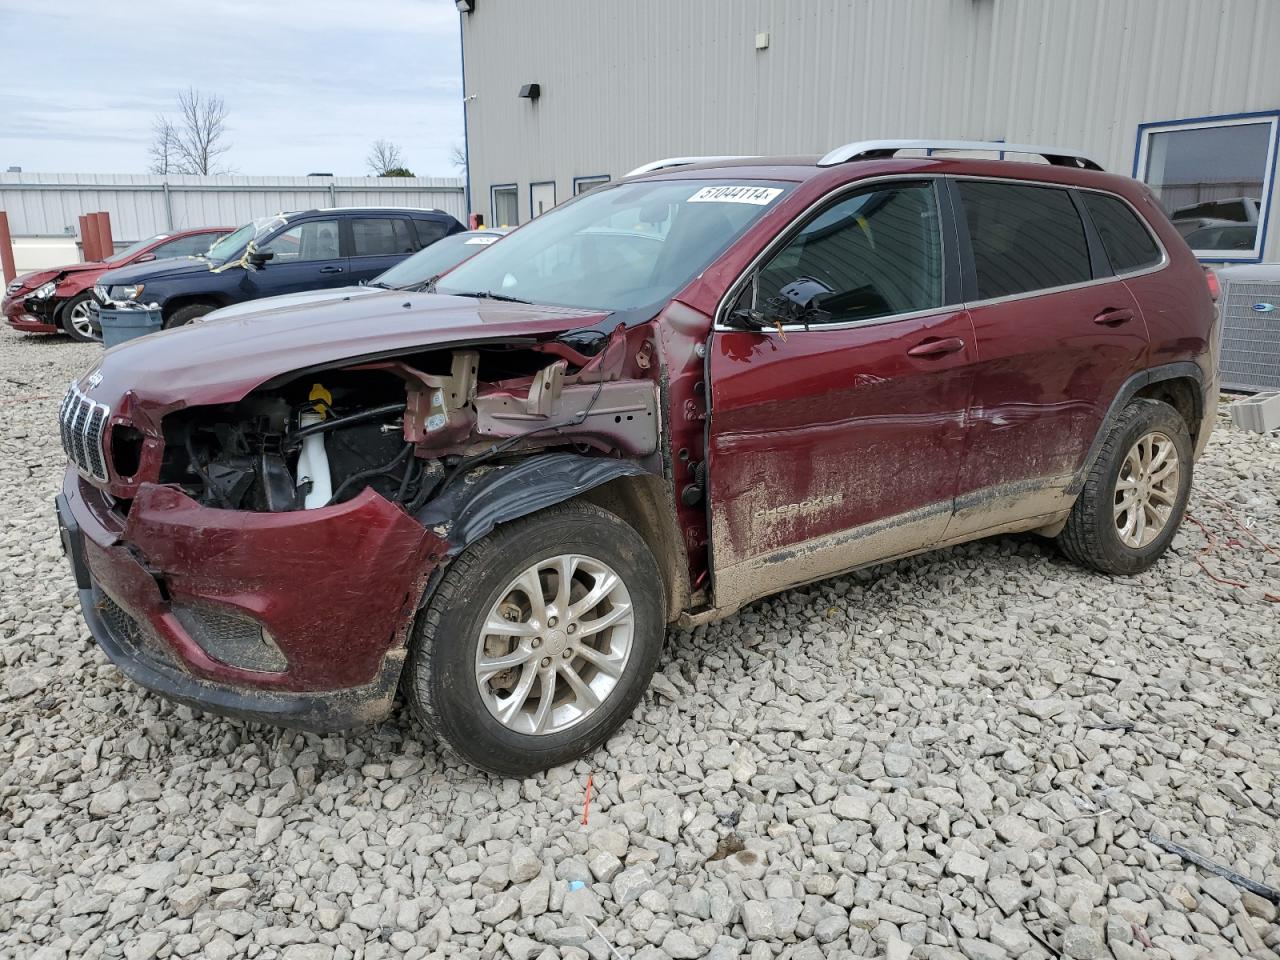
left=687, top=185, right=783, bottom=205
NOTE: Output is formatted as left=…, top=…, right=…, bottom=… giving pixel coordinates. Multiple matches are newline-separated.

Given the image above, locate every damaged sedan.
left=56, top=143, right=1219, bottom=774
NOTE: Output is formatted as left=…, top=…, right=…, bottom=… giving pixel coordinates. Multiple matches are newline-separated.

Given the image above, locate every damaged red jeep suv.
left=56, top=141, right=1218, bottom=774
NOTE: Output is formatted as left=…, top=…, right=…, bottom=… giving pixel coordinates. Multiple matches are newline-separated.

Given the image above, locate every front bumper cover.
left=3, top=294, right=58, bottom=333
left=57, top=469, right=446, bottom=731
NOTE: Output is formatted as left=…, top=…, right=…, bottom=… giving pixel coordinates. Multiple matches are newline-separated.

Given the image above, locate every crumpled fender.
left=415, top=452, right=648, bottom=553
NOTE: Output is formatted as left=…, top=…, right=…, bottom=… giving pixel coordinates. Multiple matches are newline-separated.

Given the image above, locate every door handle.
left=319, top=266, right=344, bottom=274
left=906, top=336, right=965, bottom=358
left=1093, top=307, right=1134, bottom=326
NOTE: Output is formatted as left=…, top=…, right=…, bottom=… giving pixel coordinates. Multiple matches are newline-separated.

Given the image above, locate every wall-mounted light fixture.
left=456, top=0, right=474, bottom=13
left=518, top=83, right=541, bottom=101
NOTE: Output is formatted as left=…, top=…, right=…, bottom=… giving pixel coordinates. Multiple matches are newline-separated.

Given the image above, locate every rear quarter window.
left=958, top=181, right=1092, bottom=299
left=1080, top=192, right=1162, bottom=272
left=414, top=219, right=449, bottom=248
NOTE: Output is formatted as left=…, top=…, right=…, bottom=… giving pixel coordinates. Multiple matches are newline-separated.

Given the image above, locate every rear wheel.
left=1057, top=399, right=1192, bottom=575
left=403, top=502, right=666, bottom=775
left=58, top=293, right=96, bottom=342
left=164, top=302, right=217, bottom=329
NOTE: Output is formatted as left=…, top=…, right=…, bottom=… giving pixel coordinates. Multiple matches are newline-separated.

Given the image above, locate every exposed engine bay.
left=156, top=332, right=660, bottom=513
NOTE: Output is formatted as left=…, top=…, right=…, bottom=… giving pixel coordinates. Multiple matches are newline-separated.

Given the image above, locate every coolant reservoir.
left=296, top=410, right=332, bottom=509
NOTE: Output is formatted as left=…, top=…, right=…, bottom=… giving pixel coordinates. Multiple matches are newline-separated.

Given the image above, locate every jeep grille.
left=59, top=382, right=110, bottom=481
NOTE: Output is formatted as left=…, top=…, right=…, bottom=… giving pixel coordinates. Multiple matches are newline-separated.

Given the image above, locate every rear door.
left=947, top=179, right=1150, bottom=538
left=253, top=217, right=347, bottom=294
left=707, top=178, right=975, bottom=611
left=346, top=216, right=418, bottom=283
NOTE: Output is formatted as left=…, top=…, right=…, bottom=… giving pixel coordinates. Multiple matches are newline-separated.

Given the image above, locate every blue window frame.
left=1134, top=111, right=1279, bottom=263
left=573, top=175, right=611, bottom=196
left=490, top=183, right=519, bottom=228
left=529, top=180, right=557, bottom=219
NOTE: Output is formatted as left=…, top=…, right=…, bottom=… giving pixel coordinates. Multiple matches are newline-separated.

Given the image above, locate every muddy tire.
left=1057, top=398, right=1192, bottom=575
left=58, top=292, right=97, bottom=342
left=164, top=302, right=217, bottom=329
left=403, top=501, right=666, bottom=776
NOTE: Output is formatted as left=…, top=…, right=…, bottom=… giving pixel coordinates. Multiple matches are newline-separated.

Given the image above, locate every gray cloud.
left=0, top=0, right=464, bottom=176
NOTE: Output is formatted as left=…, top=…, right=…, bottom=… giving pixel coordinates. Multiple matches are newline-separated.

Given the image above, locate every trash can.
left=98, top=305, right=163, bottom=349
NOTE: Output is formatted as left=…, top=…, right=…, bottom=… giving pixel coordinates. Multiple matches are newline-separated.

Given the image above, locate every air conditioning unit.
left=1216, top=264, right=1280, bottom=392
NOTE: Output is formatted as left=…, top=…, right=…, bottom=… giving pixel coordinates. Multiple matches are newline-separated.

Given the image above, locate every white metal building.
left=459, top=0, right=1280, bottom=264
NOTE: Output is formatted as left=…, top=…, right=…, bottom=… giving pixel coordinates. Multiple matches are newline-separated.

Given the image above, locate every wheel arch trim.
left=1067, top=361, right=1205, bottom=495
left=414, top=453, right=650, bottom=555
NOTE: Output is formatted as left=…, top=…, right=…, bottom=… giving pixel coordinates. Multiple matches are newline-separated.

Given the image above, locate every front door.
left=252, top=217, right=347, bottom=295
left=947, top=179, right=1150, bottom=538
left=707, top=179, right=976, bottom=612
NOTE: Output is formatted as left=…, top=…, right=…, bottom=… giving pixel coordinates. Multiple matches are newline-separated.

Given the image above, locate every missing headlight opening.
left=158, top=331, right=659, bottom=514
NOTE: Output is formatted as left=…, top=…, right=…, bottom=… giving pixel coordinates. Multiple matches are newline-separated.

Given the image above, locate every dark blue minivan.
left=93, top=207, right=463, bottom=327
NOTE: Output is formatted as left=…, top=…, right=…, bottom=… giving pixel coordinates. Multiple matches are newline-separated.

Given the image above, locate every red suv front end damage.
left=55, top=293, right=675, bottom=729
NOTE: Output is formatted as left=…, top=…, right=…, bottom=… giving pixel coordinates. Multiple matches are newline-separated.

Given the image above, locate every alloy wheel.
left=1114, top=430, right=1180, bottom=548
left=474, top=553, right=634, bottom=735
left=67, top=300, right=94, bottom=339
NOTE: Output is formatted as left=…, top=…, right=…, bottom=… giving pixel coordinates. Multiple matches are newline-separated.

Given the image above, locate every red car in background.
left=3, top=227, right=231, bottom=341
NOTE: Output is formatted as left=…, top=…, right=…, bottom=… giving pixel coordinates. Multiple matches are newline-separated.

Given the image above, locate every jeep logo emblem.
left=85, top=370, right=104, bottom=390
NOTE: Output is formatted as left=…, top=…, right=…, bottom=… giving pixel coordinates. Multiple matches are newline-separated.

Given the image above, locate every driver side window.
left=754, top=181, right=943, bottom=325
left=260, top=219, right=340, bottom=263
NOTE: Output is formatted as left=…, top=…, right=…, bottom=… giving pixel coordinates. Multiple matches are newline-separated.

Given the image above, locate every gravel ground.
left=1, top=327, right=1278, bottom=960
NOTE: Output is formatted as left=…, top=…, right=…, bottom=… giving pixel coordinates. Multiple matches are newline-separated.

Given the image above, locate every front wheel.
left=1057, top=398, right=1192, bottom=575
left=403, top=501, right=666, bottom=775
left=58, top=292, right=97, bottom=342
left=164, top=302, right=216, bottom=329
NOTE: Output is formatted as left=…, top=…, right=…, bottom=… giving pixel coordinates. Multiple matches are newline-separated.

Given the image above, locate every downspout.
left=459, top=11, right=472, bottom=220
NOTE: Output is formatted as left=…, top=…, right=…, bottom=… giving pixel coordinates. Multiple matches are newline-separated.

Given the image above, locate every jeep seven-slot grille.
left=59, top=382, right=110, bottom=481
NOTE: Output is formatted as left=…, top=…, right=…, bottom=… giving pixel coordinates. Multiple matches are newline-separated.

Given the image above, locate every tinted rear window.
left=352, top=218, right=415, bottom=257
left=958, top=181, right=1092, bottom=299
left=1081, top=192, right=1161, bottom=272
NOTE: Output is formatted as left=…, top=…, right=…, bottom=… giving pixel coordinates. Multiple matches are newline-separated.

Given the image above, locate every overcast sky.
left=0, top=0, right=464, bottom=178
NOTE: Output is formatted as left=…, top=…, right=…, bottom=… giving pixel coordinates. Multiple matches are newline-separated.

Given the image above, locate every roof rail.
left=625, top=155, right=761, bottom=177
left=817, top=139, right=1103, bottom=171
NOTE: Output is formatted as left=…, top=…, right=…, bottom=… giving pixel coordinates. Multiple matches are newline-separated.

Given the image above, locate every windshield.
left=374, top=232, right=504, bottom=288
left=204, top=215, right=287, bottom=264
left=436, top=179, right=794, bottom=312
left=105, top=234, right=169, bottom=264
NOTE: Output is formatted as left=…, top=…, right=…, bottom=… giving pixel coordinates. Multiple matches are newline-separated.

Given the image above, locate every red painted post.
left=78, top=214, right=97, bottom=261
left=96, top=210, right=114, bottom=261
left=84, top=213, right=102, bottom=261
left=0, top=211, right=15, bottom=284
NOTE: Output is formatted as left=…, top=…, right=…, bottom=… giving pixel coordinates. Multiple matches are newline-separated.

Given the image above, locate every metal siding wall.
left=462, top=0, right=1280, bottom=258
left=0, top=174, right=466, bottom=241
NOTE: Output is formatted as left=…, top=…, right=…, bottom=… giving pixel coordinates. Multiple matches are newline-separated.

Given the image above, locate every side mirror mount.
left=248, top=250, right=274, bottom=268
left=771, top=277, right=832, bottom=325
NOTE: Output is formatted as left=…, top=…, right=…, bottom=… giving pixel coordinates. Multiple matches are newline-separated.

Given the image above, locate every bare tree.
left=148, top=116, right=181, bottom=175
left=450, top=141, right=467, bottom=172
left=367, top=139, right=408, bottom=176
left=171, top=87, right=231, bottom=175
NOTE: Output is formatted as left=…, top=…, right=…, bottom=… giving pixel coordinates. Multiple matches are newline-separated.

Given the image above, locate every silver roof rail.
left=625, top=155, right=761, bottom=177
left=817, top=139, right=1103, bottom=171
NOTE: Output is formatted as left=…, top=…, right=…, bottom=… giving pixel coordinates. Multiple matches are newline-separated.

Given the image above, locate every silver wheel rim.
left=1114, top=430, right=1180, bottom=548
left=474, top=553, right=634, bottom=736
left=68, top=300, right=93, bottom=337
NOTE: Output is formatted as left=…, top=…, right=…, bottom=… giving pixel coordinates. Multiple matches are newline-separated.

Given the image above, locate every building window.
left=530, top=181, right=556, bottom=218
left=1135, top=113, right=1279, bottom=262
left=491, top=184, right=519, bottom=227
left=574, top=175, right=610, bottom=196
